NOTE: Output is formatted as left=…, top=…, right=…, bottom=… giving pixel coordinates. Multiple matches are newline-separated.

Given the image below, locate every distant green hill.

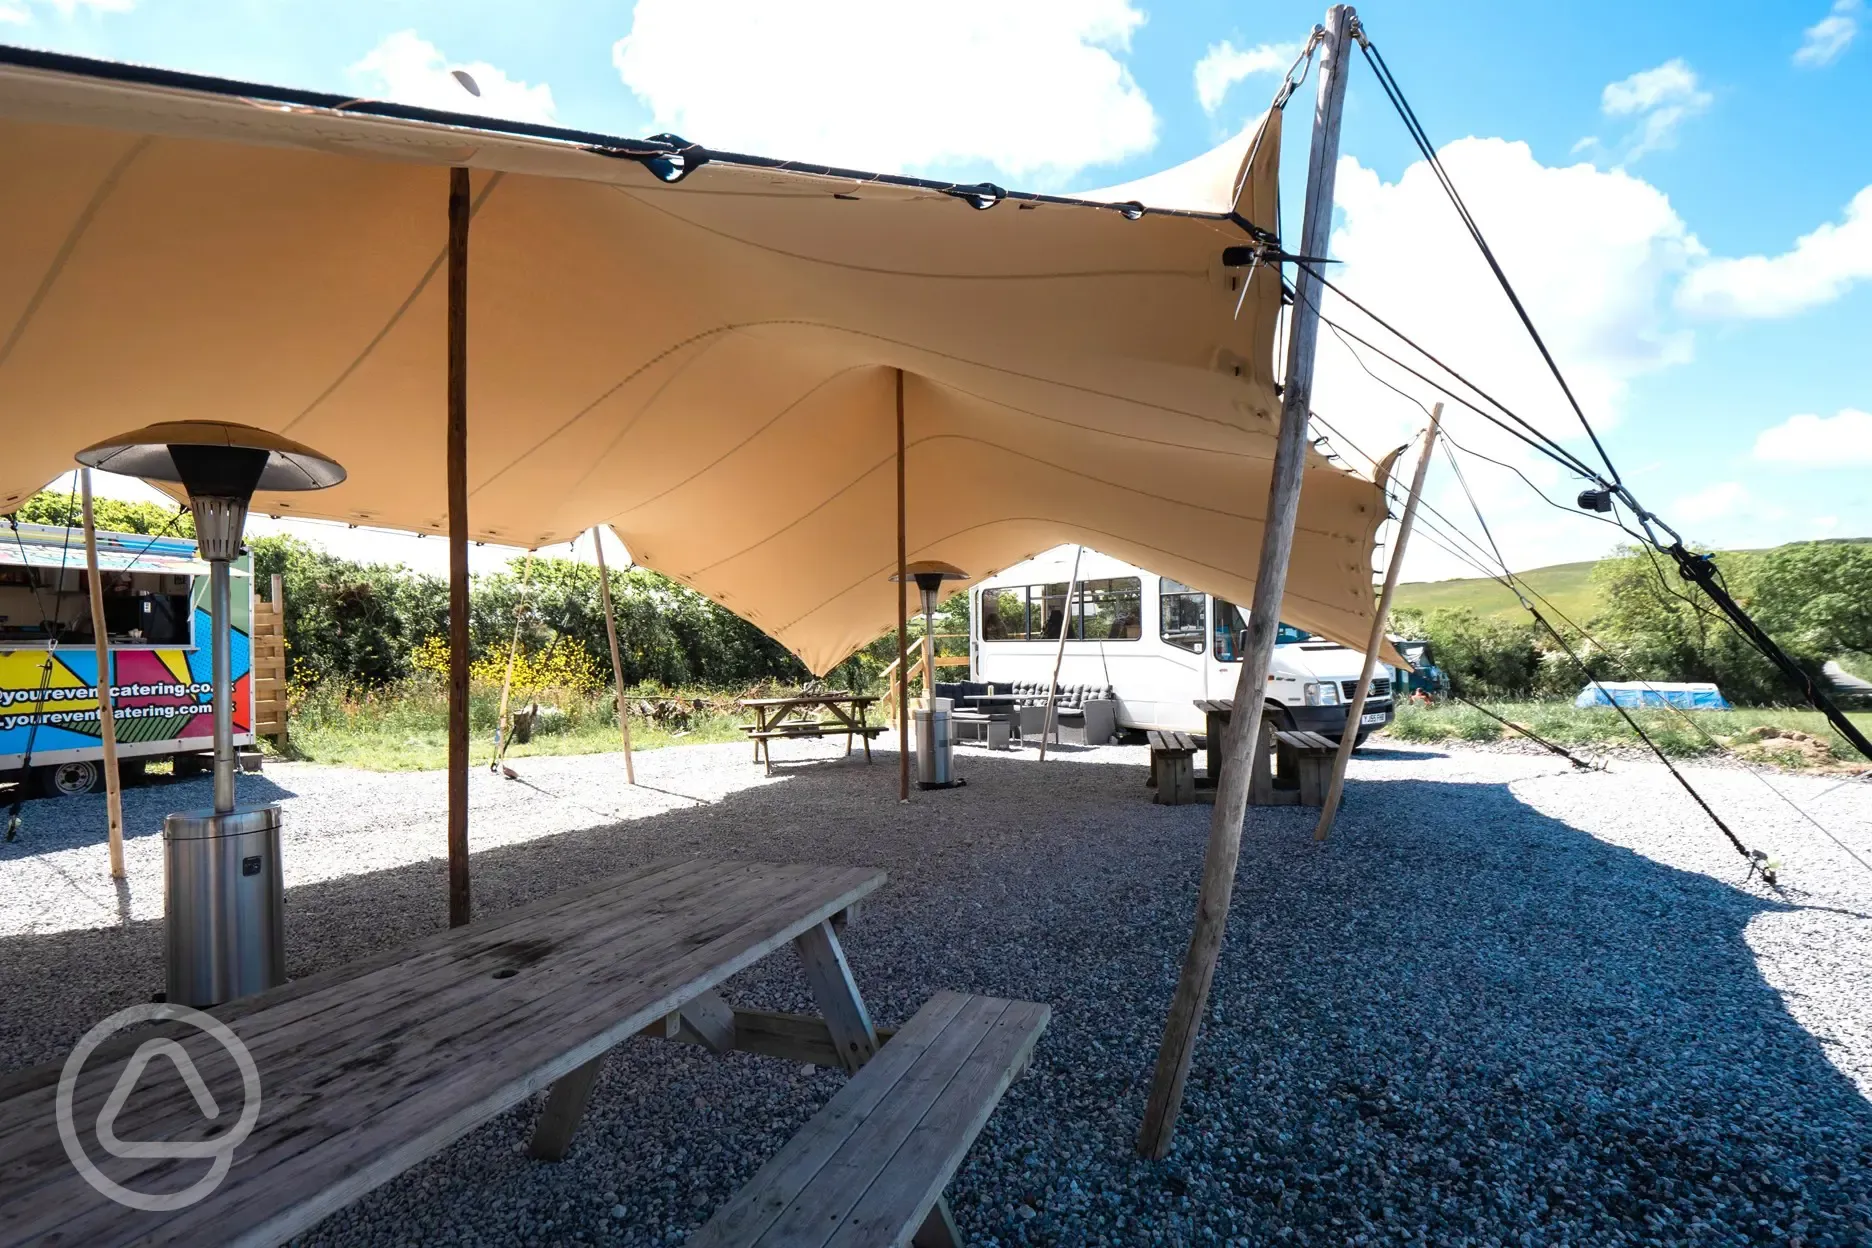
left=1394, top=538, right=1870, bottom=626
left=1394, top=559, right=1601, bottom=624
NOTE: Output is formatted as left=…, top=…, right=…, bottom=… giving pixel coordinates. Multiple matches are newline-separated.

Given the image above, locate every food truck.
left=0, top=522, right=253, bottom=796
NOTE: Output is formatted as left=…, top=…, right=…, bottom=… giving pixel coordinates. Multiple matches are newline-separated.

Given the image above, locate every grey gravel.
left=4, top=734, right=1871, bottom=1246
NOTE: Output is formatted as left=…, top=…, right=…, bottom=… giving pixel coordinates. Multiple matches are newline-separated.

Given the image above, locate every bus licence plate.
left=1360, top=711, right=1388, bottom=726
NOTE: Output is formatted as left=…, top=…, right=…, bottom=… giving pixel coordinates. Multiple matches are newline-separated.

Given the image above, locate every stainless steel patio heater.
left=891, top=560, right=970, bottom=790
left=78, top=422, right=345, bottom=1005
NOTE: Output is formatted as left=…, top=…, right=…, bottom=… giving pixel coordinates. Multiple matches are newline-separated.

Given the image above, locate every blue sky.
left=7, top=0, right=1869, bottom=580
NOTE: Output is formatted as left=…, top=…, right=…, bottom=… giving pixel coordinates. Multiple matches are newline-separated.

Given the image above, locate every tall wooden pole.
left=80, top=470, right=125, bottom=880
left=896, top=368, right=910, bottom=804
left=1036, top=544, right=1083, bottom=761
left=1316, top=404, right=1441, bottom=841
left=592, top=527, right=637, bottom=784
left=446, top=166, right=471, bottom=929
left=491, top=551, right=533, bottom=769
left=1137, top=3, right=1356, bottom=1160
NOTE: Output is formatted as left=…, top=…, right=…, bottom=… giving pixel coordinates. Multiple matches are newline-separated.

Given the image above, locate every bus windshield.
left=1212, top=599, right=1313, bottom=661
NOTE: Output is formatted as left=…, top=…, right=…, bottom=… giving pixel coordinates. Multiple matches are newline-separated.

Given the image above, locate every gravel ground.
left=4, top=735, right=1870, bottom=1246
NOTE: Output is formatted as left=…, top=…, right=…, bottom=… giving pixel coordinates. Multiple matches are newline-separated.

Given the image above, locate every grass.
left=283, top=678, right=748, bottom=772
left=1383, top=698, right=1872, bottom=769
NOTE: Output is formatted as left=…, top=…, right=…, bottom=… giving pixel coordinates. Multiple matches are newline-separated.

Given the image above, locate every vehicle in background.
left=1391, top=636, right=1451, bottom=702
left=968, top=547, right=1392, bottom=744
left=0, top=524, right=254, bottom=797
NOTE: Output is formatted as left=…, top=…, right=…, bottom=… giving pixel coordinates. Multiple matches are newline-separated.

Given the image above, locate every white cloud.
left=1599, top=59, right=1711, bottom=163
left=611, top=0, right=1156, bottom=183
left=1670, top=480, right=1751, bottom=525
left=1795, top=0, right=1861, bottom=67
left=1752, top=409, right=1872, bottom=466
left=1193, top=40, right=1299, bottom=115
left=1676, top=185, right=1872, bottom=318
left=350, top=31, right=557, bottom=126
left=0, top=0, right=134, bottom=18
left=1308, top=140, right=1705, bottom=579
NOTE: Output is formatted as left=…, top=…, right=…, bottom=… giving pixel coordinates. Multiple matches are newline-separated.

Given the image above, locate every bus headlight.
left=1302, top=681, right=1339, bottom=706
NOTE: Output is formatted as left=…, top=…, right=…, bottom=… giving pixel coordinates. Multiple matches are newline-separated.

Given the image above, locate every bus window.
left=1159, top=578, right=1205, bottom=652
left=1080, top=577, right=1142, bottom=640
left=1212, top=597, right=1246, bottom=661
left=979, top=590, right=1022, bottom=640
left=1275, top=622, right=1311, bottom=645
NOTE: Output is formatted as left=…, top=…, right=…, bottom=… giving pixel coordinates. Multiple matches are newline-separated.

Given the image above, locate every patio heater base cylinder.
left=912, top=701, right=965, bottom=790
left=164, top=804, right=287, bottom=1007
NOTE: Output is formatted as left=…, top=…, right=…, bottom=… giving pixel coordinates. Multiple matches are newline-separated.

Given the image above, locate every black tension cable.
left=1327, top=25, right=1872, bottom=763
left=1446, top=692, right=1599, bottom=771
left=1356, top=36, right=1621, bottom=486
left=1287, top=269, right=1603, bottom=482
left=1666, top=544, right=1872, bottom=760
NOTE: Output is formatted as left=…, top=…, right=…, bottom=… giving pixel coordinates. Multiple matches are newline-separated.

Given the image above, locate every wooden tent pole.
left=1137, top=2, right=1356, bottom=1160
left=1315, top=403, right=1441, bottom=841
left=446, top=165, right=471, bottom=929
left=1036, top=544, right=1083, bottom=761
left=80, top=470, right=125, bottom=880
left=592, top=527, right=637, bottom=785
left=896, top=368, right=910, bottom=804
left=491, top=551, right=533, bottom=770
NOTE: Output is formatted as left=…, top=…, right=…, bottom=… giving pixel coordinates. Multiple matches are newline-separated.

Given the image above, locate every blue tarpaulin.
left=1574, top=682, right=1731, bottom=710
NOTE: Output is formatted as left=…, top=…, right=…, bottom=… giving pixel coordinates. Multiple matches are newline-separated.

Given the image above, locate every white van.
left=968, top=547, right=1392, bottom=742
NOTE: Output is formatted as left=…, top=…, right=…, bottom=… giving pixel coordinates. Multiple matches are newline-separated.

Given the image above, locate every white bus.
left=968, top=547, right=1393, bottom=742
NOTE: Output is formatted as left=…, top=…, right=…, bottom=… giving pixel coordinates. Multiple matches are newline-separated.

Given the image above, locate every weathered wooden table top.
left=0, top=858, right=885, bottom=1248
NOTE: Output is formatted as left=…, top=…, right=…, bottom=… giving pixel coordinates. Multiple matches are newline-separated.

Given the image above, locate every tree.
left=250, top=535, right=447, bottom=688
left=1747, top=541, right=1872, bottom=660
left=12, top=488, right=194, bottom=537
left=1591, top=545, right=1800, bottom=705
left=1389, top=606, right=1544, bottom=699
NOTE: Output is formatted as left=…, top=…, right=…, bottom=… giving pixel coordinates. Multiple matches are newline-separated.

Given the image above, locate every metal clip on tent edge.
left=586, top=133, right=711, bottom=184
left=944, top=182, right=1007, bottom=211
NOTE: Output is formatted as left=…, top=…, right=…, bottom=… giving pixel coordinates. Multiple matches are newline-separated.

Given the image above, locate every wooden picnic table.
left=1188, top=699, right=1340, bottom=807
left=0, top=858, right=886, bottom=1248
left=739, top=693, right=882, bottom=773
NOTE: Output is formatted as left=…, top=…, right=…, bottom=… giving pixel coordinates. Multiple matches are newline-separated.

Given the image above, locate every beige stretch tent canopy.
left=0, top=47, right=1393, bottom=673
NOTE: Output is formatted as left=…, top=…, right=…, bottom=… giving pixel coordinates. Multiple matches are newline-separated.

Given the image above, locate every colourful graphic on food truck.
left=0, top=524, right=252, bottom=787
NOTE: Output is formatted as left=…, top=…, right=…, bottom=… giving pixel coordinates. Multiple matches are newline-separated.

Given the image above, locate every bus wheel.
left=37, top=760, right=104, bottom=797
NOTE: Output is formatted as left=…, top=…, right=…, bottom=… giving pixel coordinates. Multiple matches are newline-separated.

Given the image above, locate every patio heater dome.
left=890, top=560, right=971, bottom=594
left=75, top=421, right=344, bottom=1007
left=76, top=421, right=345, bottom=560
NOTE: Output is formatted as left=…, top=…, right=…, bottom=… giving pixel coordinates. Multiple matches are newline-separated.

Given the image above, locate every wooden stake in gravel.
left=1137, top=2, right=1356, bottom=1160
left=1315, top=403, right=1441, bottom=841
left=593, top=526, right=637, bottom=785
left=80, top=469, right=125, bottom=880
left=1037, top=544, right=1083, bottom=761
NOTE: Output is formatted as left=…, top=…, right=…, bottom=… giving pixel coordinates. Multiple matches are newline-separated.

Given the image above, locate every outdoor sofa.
left=935, top=680, right=1118, bottom=747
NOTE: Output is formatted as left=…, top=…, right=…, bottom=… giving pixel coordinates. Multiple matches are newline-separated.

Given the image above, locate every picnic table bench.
left=1144, top=730, right=1199, bottom=805
left=0, top=858, right=1046, bottom=1248
left=740, top=694, right=883, bottom=775
left=690, top=991, right=1050, bottom=1247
